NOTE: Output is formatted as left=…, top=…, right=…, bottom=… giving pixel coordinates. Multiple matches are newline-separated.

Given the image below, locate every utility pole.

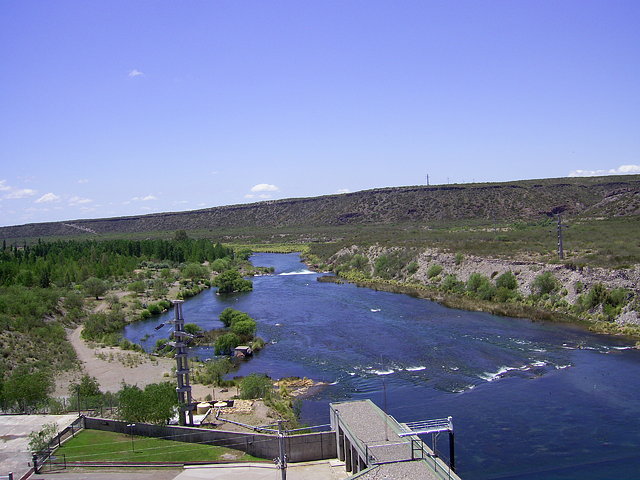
left=275, top=420, right=287, bottom=480
left=426, top=174, right=430, bottom=186
left=557, top=214, right=568, bottom=260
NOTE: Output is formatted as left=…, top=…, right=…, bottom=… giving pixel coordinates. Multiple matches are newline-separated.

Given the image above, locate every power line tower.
left=171, top=300, right=194, bottom=426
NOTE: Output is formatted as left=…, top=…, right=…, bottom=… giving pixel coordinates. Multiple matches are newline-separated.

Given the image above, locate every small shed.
left=234, top=346, right=253, bottom=358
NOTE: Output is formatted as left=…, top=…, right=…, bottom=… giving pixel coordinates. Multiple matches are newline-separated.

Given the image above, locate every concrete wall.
left=84, top=417, right=336, bottom=463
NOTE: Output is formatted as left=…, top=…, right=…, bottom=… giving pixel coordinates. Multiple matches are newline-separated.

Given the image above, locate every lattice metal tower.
left=171, top=300, right=194, bottom=426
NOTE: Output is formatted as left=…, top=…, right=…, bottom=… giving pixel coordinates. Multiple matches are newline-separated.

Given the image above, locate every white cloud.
left=0, top=180, right=10, bottom=191
left=250, top=183, right=279, bottom=192
left=5, top=188, right=37, bottom=199
left=244, top=193, right=273, bottom=199
left=131, top=195, right=157, bottom=201
left=77, top=178, right=89, bottom=184
left=569, top=164, right=640, bottom=177
left=128, top=69, right=145, bottom=78
left=35, top=192, right=60, bottom=203
left=336, top=188, right=351, bottom=194
left=69, top=196, right=92, bottom=206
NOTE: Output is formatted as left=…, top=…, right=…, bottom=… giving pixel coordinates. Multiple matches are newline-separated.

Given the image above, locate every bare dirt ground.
left=53, top=326, right=175, bottom=396
left=53, top=326, right=278, bottom=429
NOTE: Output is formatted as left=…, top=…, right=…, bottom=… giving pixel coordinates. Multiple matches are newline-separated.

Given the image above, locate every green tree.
left=84, top=277, right=108, bottom=300
left=117, top=384, right=147, bottom=423
left=4, top=368, right=53, bottom=412
left=213, top=270, right=252, bottom=294
left=239, top=373, right=273, bottom=400
left=231, top=319, right=257, bottom=337
left=28, top=422, right=58, bottom=453
left=143, top=382, right=179, bottom=424
left=127, top=280, right=146, bottom=295
left=69, top=374, right=101, bottom=398
left=174, top=230, right=189, bottom=242
left=215, top=332, right=241, bottom=355
left=181, top=263, right=209, bottom=281
left=195, top=357, right=234, bottom=386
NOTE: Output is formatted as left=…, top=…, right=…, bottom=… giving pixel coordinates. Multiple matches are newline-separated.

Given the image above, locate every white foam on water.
left=279, top=270, right=315, bottom=276
left=329, top=380, right=339, bottom=385
left=370, top=308, right=381, bottom=312
left=368, top=369, right=395, bottom=376
left=479, top=366, right=517, bottom=382
left=348, top=372, right=356, bottom=376
left=406, top=366, right=426, bottom=372
left=611, top=346, right=634, bottom=350
left=555, top=364, right=571, bottom=370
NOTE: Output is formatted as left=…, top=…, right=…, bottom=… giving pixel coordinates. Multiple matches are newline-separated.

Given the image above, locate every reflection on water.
left=124, top=253, right=640, bottom=479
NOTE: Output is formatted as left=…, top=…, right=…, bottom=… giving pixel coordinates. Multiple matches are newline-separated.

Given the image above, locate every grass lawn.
left=56, top=429, right=263, bottom=463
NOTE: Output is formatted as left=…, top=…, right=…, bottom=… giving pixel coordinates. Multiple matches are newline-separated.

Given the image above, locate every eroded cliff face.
left=329, top=245, right=640, bottom=326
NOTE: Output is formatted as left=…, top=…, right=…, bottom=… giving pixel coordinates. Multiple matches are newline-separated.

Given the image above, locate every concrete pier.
left=330, top=400, right=461, bottom=479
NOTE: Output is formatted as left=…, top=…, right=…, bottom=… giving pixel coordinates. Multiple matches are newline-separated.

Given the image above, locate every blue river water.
left=124, top=253, right=640, bottom=479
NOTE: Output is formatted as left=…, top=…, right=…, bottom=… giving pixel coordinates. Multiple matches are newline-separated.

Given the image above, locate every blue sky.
left=1, top=1, right=639, bottom=227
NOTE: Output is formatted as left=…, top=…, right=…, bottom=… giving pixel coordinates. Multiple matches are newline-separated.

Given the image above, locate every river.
left=124, top=253, right=640, bottom=479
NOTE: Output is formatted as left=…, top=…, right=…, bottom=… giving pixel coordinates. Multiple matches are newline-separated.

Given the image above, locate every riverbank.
left=315, top=245, right=640, bottom=343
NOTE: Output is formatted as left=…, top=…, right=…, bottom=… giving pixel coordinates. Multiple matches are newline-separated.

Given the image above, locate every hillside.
left=1, top=175, right=639, bottom=243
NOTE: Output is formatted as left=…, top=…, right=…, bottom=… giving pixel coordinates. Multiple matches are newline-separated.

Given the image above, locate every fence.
left=84, top=417, right=336, bottom=463
left=33, top=416, right=84, bottom=474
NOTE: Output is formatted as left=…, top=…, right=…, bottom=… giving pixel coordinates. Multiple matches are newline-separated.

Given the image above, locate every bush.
left=374, top=254, right=404, bottom=280
left=427, top=264, right=443, bottom=279
left=442, top=274, right=464, bottom=293
left=532, top=272, right=559, bottom=296
left=213, top=270, right=253, bottom=294
left=407, top=261, right=419, bottom=275
left=184, top=323, right=203, bottom=336
left=495, top=272, right=517, bottom=290
left=147, top=303, right=162, bottom=315
left=240, top=374, right=273, bottom=399
left=195, top=357, right=234, bottom=386
left=455, top=253, right=464, bottom=265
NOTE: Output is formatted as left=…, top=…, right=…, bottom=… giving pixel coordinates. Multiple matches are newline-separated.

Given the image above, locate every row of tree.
left=0, top=237, right=233, bottom=287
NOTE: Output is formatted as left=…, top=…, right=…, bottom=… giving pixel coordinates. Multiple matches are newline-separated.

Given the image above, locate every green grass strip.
left=56, top=429, right=262, bottom=463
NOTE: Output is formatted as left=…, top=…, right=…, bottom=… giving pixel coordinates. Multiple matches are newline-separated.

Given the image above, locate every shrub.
left=350, top=254, right=370, bottom=272
left=213, top=270, right=253, bottom=294
left=147, top=303, right=162, bottom=315
left=455, top=253, right=464, bottom=265
left=442, top=274, right=464, bottom=293
left=495, top=272, right=517, bottom=290
left=240, top=374, right=273, bottom=400
left=407, top=261, right=419, bottom=275
left=427, top=264, right=443, bottom=279
left=532, top=272, right=559, bottom=296
left=184, top=323, right=203, bottom=336
left=373, top=254, right=404, bottom=280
